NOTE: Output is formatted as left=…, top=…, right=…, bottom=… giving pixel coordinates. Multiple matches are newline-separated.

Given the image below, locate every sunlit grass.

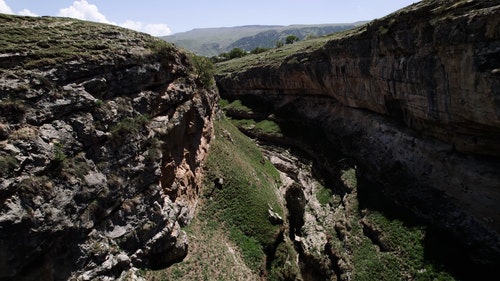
left=201, top=117, right=283, bottom=272
left=215, top=24, right=366, bottom=75
left=0, top=13, right=174, bottom=69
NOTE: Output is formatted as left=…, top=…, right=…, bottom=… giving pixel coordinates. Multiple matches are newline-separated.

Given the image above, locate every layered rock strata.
left=216, top=0, right=500, bottom=271
left=0, top=15, right=217, bottom=280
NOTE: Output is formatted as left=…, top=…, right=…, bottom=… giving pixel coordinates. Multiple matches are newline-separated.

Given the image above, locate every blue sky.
left=1, top=0, right=419, bottom=36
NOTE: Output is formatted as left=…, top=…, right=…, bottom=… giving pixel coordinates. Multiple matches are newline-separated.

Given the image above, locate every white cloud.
left=57, top=0, right=172, bottom=36
left=1, top=0, right=171, bottom=36
left=120, top=21, right=172, bottom=36
left=58, top=0, right=110, bottom=24
left=0, top=1, right=38, bottom=17
left=120, top=20, right=142, bottom=31
left=0, top=0, right=14, bottom=14
left=142, top=23, right=172, bottom=36
left=18, top=9, right=38, bottom=17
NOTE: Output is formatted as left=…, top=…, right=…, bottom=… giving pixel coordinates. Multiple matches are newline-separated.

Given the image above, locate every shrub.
left=53, top=142, right=67, bottom=167
left=316, top=186, right=333, bottom=206
left=0, top=154, right=18, bottom=177
left=189, top=54, right=215, bottom=88
left=227, top=48, right=247, bottom=59
left=110, top=114, right=150, bottom=138
left=250, top=47, right=270, bottom=54
left=285, top=35, right=300, bottom=45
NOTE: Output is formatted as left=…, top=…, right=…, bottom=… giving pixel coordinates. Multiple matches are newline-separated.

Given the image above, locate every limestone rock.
left=0, top=15, right=217, bottom=281
left=216, top=0, right=500, bottom=272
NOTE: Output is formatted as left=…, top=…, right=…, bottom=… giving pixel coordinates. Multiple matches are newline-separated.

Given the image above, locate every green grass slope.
left=0, top=13, right=173, bottom=69
left=144, top=117, right=291, bottom=280
left=202, top=117, right=284, bottom=271
left=215, top=24, right=366, bottom=75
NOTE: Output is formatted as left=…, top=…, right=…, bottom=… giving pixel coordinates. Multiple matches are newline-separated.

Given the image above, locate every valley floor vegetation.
left=142, top=100, right=459, bottom=280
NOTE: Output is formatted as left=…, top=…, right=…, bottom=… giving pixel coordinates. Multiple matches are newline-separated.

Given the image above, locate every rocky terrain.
left=216, top=0, right=500, bottom=277
left=1, top=0, right=500, bottom=280
left=0, top=14, right=217, bottom=280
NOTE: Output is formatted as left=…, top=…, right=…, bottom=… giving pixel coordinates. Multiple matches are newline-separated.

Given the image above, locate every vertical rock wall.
left=216, top=0, right=500, bottom=270
left=0, top=16, right=217, bottom=280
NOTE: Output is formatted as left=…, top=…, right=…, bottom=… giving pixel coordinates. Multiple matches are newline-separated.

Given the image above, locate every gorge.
left=215, top=0, right=500, bottom=279
left=0, top=0, right=499, bottom=280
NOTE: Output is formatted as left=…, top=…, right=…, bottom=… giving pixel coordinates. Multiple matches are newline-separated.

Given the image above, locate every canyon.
left=215, top=0, right=500, bottom=277
left=0, top=0, right=499, bottom=280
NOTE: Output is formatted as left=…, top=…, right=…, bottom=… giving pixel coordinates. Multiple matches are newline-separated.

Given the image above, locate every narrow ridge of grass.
left=201, top=117, right=284, bottom=273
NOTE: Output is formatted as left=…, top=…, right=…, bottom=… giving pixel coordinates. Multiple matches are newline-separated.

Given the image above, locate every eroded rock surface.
left=0, top=15, right=217, bottom=280
left=218, top=0, right=500, bottom=156
left=216, top=0, right=500, bottom=272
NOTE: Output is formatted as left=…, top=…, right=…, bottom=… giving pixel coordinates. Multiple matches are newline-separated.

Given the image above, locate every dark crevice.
left=285, top=183, right=305, bottom=240
left=325, top=240, right=343, bottom=281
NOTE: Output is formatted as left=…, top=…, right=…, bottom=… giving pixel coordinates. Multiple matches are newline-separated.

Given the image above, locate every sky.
left=1, top=0, right=420, bottom=36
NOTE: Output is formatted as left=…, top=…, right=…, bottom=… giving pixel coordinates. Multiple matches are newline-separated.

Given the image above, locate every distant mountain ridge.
left=161, top=23, right=366, bottom=56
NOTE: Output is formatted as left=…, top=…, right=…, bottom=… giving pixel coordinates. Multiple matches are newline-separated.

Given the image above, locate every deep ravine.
left=221, top=93, right=486, bottom=280
left=215, top=3, right=500, bottom=276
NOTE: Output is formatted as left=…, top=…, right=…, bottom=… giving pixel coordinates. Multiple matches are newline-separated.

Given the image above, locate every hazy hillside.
left=161, top=25, right=281, bottom=56
left=161, top=23, right=365, bottom=56
left=227, top=24, right=361, bottom=51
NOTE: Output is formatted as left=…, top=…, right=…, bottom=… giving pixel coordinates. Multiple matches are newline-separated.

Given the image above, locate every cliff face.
left=0, top=15, right=217, bottom=280
left=216, top=0, right=500, bottom=270
left=218, top=0, right=500, bottom=156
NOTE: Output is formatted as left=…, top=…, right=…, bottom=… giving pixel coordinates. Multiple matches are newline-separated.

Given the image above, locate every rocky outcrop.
left=0, top=15, right=217, bottom=280
left=216, top=0, right=500, bottom=273
left=263, top=145, right=346, bottom=281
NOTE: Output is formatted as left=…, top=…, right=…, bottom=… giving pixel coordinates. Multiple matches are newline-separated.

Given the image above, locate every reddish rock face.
left=216, top=0, right=500, bottom=272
